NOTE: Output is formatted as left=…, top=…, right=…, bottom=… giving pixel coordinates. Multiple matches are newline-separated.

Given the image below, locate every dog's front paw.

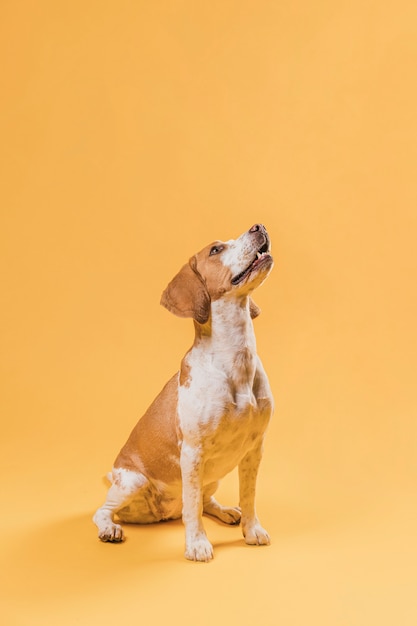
left=185, top=535, right=214, bottom=562
left=243, top=522, right=270, bottom=546
left=98, top=523, right=125, bottom=543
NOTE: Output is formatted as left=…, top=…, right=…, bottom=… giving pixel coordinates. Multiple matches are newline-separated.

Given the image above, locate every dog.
left=93, top=223, right=274, bottom=561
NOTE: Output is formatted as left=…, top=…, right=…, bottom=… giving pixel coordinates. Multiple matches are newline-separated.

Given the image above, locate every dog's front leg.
left=239, top=445, right=271, bottom=546
left=180, top=441, right=213, bottom=562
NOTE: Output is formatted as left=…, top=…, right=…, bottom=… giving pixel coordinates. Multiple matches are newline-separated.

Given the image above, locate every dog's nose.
left=249, top=223, right=265, bottom=234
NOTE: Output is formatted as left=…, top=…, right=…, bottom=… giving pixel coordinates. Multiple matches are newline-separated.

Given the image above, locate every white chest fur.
left=177, top=298, right=272, bottom=483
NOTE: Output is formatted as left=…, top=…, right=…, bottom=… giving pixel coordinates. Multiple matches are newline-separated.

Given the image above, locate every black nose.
left=249, top=223, right=266, bottom=234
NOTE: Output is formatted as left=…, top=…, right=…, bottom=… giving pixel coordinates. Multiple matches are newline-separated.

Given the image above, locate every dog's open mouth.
left=231, top=241, right=272, bottom=285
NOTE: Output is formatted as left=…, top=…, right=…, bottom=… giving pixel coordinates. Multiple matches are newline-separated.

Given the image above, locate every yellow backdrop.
left=1, top=1, right=416, bottom=624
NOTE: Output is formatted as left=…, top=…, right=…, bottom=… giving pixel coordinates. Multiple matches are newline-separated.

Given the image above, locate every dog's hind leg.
left=202, top=482, right=241, bottom=525
left=93, top=468, right=148, bottom=542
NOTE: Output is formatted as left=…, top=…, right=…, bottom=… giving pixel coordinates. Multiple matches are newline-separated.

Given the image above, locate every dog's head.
left=161, top=224, right=273, bottom=324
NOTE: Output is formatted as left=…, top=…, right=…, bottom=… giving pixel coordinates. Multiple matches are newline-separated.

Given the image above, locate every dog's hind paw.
left=203, top=500, right=241, bottom=525
left=213, top=505, right=241, bottom=525
left=219, top=506, right=241, bottom=525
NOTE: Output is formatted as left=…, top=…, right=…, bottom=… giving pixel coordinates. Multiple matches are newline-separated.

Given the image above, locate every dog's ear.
left=160, top=256, right=211, bottom=324
left=249, top=298, right=261, bottom=319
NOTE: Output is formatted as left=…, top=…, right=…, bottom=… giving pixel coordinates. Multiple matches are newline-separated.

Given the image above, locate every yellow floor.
left=2, top=1, right=417, bottom=624
left=2, top=463, right=416, bottom=625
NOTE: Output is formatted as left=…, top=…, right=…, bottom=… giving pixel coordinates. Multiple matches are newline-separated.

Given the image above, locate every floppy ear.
left=160, top=257, right=211, bottom=324
left=249, top=298, right=261, bottom=319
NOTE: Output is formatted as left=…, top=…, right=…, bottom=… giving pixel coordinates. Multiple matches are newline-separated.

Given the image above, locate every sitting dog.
left=93, top=223, right=274, bottom=561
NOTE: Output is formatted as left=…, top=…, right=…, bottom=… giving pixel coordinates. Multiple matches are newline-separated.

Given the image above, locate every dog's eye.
left=209, top=245, right=224, bottom=256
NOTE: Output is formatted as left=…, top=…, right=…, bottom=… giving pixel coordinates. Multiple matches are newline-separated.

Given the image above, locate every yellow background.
left=1, top=1, right=416, bottom=624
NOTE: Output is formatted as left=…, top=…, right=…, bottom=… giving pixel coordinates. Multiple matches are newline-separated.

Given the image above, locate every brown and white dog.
left=93, top=224, right=274, bottom=561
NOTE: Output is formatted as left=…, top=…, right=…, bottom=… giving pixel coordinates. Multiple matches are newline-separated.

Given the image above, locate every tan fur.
left=114, top=375, right=181, bottom=484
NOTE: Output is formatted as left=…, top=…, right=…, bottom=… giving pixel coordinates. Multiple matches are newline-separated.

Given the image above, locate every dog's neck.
left=195, top=296, right=255, bottom=342
left=191, top=296, right=257, bottom=386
